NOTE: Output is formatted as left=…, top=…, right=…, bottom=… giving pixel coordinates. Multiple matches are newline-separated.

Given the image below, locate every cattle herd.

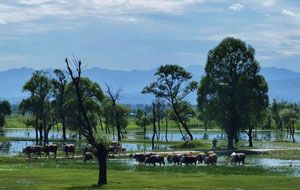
left=22, top=144, right=75, bottom=159
left=22, top=143, right=246, bottom=166
left=132, top=151, right=246, bottom=166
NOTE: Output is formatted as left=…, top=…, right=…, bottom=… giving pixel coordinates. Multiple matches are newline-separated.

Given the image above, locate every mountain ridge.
left=1, top=65, right=300, bottom=104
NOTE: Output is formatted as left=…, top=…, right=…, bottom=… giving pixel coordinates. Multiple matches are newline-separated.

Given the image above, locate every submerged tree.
left=65, top=57, right=108, bottom=185
left=143, top=64, right=197, bottom=140
left=0, top=100, right=12, bottom=131
left=198, top=37, right=268, bottom=149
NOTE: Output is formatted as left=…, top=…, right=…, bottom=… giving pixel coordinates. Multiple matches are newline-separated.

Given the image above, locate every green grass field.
left=0, top=156, right=299, bottom=190
left=0, top=161, right=299, bottom=190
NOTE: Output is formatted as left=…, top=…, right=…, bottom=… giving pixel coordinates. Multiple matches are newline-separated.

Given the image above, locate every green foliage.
left=65, top=77, right=105, bottom=133
left=170, top=140, right=209, bottom=149
left=198, top=37, right=268, bottom=148
left=0, top=100, right=12, bottom=130
left=143, top=64, right=197, bottom=140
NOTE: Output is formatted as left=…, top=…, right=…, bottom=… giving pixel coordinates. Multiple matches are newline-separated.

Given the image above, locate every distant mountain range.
left=1, top=65, right=300, bottom=105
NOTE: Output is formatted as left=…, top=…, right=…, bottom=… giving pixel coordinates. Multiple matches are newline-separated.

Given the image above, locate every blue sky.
left=0, top=0, right=299, bottom=71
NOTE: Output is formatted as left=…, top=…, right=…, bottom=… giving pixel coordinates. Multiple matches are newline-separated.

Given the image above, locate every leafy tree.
left=143, top=64, right=197, bottom=140
left=0, top=100, right=12, bottom=131
left=135, top=108, right=151, bottom=139
left=65, top=57, right=108, bottom=185
left=52, top=69, right=68, bottom=141
left=21, top=71, right=52, bottom=145
left=198, top=37, right=269, bottom=149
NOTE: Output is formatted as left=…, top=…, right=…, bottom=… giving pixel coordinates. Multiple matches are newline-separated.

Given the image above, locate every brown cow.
left=23, top=145, right=43, bottom=159
left=63, top=144, right=75, bottom=158
left=43, top=144, right=58, bottom=158
left=167, top=153, right=181, bottom=165
left=144, top=155, right=165, bottom=166
left=180, top=155, right=197, bottom=165
left=133, top=153, right=155, bottom=163
left=205, top=151, right=217, bottom=165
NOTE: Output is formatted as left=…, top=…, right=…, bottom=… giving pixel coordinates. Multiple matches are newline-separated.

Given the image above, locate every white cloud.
left=228, top=3, right=244, bottom=11
left=282, top=9, right=297, bottom=17
left=0, top=19, right=6, bottom=24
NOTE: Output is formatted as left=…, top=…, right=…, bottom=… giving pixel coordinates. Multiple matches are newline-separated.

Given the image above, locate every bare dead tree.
left=105, top=84, right=123, bottom=141
left=65, top=57, right=108, bottom=185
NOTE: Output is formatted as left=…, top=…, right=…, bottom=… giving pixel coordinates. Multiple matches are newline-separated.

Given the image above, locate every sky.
left=0, top=0, right=299, bottom=72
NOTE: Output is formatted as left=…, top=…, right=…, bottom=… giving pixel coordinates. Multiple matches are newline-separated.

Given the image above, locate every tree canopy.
left=143, top=64, right=197, bottom=140
left=197, top=37, right=269, bottom=149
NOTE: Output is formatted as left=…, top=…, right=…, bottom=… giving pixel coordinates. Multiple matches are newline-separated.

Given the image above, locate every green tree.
left=198, top=37, right=269, bottom=149
left=52, top=69, right=68, bottom=141
left=21, top=71, right=52, bottom=145
left=65, top=57, right=108, bottom=185
left=143, top=64, right=197, bottom=140
left=278, top=104, right=298, bottom=142
left=0, top=100, right=12, bottom=131
left=135, top=108, right=151, bottom=139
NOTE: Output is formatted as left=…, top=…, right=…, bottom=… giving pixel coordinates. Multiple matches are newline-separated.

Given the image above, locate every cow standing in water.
left=23, top=145, right=43, bottom=159
left=43, top=144, right=58, bottom=158
left=63, top=144, right=75, bottom=158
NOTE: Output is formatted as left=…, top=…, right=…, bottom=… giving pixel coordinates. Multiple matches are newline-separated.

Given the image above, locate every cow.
left=196, top=152, right=206, bottom=164
left=63, top=144, right=75, bottom=158
left=180, top=155, right=197, bottom=165
left=23, top=145, right=43, bottom=159
left=43, top=144, right=58, bottom=158
left=83, top=152, right=93, bottom=162
left=144, top=155, right=165, bottom=166
left=167, top=153, right=181, bottom=165
left=205, top=151, right=217, bottom=165
left=133, top=153, right=155, bottom=163
left=230, top=152, right=246, bottom=165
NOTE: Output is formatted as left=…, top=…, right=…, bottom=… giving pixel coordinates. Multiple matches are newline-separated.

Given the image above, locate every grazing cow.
left=180, top=155, right=197, bottom=165
left=205, top=151, right=217, bottom=165
left=133, top=153, right=155, bottom=163
left=196, top=152, right=206, bottom=164
left=167, top=153, right=181, bottom=165
left=83, top=152, right=93, bottom=162
left=23, top=145, right=43, bottom=159
left=63, top=144, right=75, bottom=158
left=230, top=152, right=246, bottom=165
left=43, top=144, right=58, bottom=158
left=144, top=155, right=165, bottom=166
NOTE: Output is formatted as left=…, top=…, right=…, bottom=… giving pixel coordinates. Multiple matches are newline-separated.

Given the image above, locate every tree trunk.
left=97, top=152, right=107, bottom=185
left=35, top=117, right=39, bottom=145
left=152, top=103, right=157, bottom=150
left=157, top=117, right=160, bottom=140
left=43, top=118, right=47, bottom=146
left=165, top=117, right=168, bottom=142
left=143, top=124, right=146, bottom=140
left=248, top=127, right=253, bottom=147
left=172, top=104, right=193, bottom=140
left=227, top=131, right=234, bottom=150
left=292, top=125, right=295, bottom=143
left=114, top=103, right=122, bottom=141
left=39, top=123, right=43, bottom=146
left=62, top=116, right=67, bottom=141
